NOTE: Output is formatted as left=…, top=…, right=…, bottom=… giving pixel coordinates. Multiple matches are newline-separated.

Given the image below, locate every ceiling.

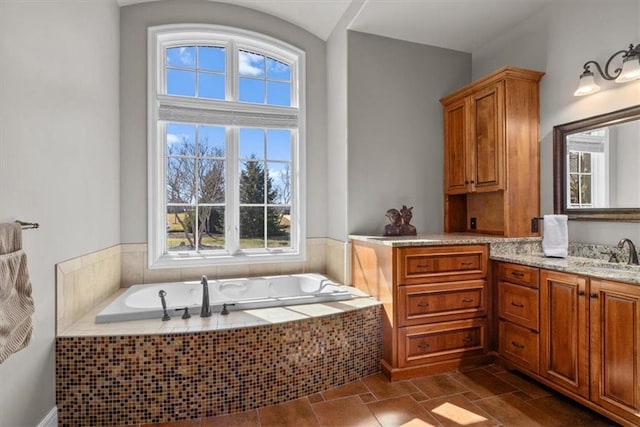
left=118, top=0, right=557, bottom=53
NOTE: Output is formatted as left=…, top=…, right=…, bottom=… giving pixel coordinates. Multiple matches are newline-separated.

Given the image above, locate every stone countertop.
left=348, top=233, right=540, bottom=247
left=350, top=233, right=640, bottom=285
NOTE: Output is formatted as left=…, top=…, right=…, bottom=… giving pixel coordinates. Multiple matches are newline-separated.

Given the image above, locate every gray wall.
left=473, top=0, right=640, bottom=244
left=0, top=1, right=120, bottom=425
left=347, top=31, right=471, bottom=235
left=120, top=0, right=328, bottom=242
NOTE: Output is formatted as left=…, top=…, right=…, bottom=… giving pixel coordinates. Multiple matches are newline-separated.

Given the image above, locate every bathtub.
left=95, top=273, right=354, bottom=323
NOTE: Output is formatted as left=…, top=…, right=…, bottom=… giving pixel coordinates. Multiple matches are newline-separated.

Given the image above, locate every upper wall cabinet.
left=440, top=67, right=544, bottom=237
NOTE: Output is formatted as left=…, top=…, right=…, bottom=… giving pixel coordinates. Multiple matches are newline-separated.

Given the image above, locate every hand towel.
left=0, top=223, right=34, bottom=364
left=542, top=214, right=569, bottom=258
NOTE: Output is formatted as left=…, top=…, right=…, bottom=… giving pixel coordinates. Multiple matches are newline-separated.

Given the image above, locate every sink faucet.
left=200, top=275, right=212, bottom=317
left=617, top=238, right=639, bottom=265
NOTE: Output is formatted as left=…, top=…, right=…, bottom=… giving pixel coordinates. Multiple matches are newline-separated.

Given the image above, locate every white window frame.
left=148, top=24, right=306, bottom=268
left=566, top=128, right=609, bottom=209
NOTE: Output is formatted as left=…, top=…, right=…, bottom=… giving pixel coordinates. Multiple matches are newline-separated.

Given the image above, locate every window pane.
left=267, top=81, right=291, bottom=106
left=569, top=152, right=578, bottom=173
left=167, top=206, right=196, bottom=252
left=239, top=78, right=265, bottom=103
left=267, top=129, right=291, bottom=161
left=198, top=72, right=225, bottom=99
left=239, top=128, right=264, bottom=159
left=198, top=159, right=225, bottom=203
left=267, top=207, right=290, bottom=248
left=239, top=206, right=265, bottom=249
left=580, top=153, right=591, bottom=173
left=199, top=206, right=225, bottom=249
left=198, top=126, right=225, bottom=157
left=167, top=123, right=196, bottom=156
left=167, top=157, right=195, bottom=204
left=198, top=46, right=225, bottom=72
left=239, top=50, right=264, bottom=77
left=166, top=46, right=195, bottom=68
left=268, top=162, right=291, bottom=204
left=239, top=160, right=266, bottom=204
left=581, top=175, right=592, bottom=204
left=267, top=58, right=290, bottom=81
left=167, top=69, right=195, bottom=96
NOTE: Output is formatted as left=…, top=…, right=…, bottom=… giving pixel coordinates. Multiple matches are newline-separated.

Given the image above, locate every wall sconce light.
left=574, top=43, right=640, bottom=96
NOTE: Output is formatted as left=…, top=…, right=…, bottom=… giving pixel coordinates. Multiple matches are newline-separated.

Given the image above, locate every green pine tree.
left=239, top=156, right=284, bottom=238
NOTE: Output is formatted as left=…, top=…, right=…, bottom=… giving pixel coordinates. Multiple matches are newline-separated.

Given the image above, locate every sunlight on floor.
left=432, top=401, right=488, bottom=425
left=400, top=418, right=437, bottom=427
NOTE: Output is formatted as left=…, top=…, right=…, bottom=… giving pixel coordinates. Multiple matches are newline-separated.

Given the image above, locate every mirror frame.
left=553, top=104, right=640, bottom=221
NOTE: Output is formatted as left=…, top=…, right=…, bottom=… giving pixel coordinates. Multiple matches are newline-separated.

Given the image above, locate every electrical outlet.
left=470, top=217, right=477, bottom=230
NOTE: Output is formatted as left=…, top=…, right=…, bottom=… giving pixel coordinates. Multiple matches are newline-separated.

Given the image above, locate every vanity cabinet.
left=441, top=66, right=544, bottom=237
left=496, top=262, right=640, bottom=426
left=589, top=279, right=640, bottom=423
left=352, top=241, right=491, bottom=381
left=497, top=262, right=539, bottom=373
left=540, top=270, right=589, bottom=398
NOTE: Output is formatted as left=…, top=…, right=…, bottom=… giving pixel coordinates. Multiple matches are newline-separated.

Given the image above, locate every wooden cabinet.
left=590, top=279, right=640, bottom=425
left=352, top=241, right=491, bottom=381
left=497, top=262, right=539, bottom=373
left=540, top=270, right=589, bottom=398
left=496, top=263, right=640, bottom=426
left=441, top=66, right=544, bottom=237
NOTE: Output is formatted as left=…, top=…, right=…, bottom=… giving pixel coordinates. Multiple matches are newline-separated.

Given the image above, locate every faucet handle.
left=600, top=251, right=619, bottom=263
left=175, top=307, right=191, bottom=319
left=221, top=303, right=236, bottom=315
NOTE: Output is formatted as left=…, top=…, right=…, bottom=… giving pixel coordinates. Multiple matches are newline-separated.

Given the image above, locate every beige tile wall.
left=56, top=245, right=121, bottom=334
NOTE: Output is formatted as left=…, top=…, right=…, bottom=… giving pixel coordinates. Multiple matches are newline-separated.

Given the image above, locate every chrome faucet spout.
left=617, top=238, right=639, bottom=265
left=200, top=275, right=212, bottom=317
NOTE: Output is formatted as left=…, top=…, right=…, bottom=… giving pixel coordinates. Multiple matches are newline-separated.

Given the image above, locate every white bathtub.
left=95, top=273, right=354, bottom=323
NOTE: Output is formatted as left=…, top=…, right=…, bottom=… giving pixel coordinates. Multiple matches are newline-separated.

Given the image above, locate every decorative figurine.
left=383, top=208, right=402, bottom=236
left=400, top=205, right=417, bottom=236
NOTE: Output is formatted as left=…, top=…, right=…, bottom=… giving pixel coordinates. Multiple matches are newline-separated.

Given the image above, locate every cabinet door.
left=444, top=98, right=469, bottom=194
left=540, top=270, right=589, bottom=398
left=469, top=82, right=504, bottom=192
left=590, top=279, right=640, bottom=425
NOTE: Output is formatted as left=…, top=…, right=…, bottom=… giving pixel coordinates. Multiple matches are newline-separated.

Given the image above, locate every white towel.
left=542, top=214, right=568, bottom=258
left=0, top=223, right=34, bottom=364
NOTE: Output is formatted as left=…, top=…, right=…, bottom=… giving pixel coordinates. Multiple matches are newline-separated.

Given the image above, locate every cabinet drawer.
left=498, top=262, right=539, bottom=288
left=398, top=280, right=486, bottom=326
left=498, top=281, right=539, bottom=331
left=398, top=319, right=487, bottom=367
left=398, top=245, right=487, bottom=285
left=499, top=320, right=539, bottom=373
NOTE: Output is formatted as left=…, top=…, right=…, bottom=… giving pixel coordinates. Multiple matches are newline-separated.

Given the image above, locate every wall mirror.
left=553, top=105, right=640, bottom=221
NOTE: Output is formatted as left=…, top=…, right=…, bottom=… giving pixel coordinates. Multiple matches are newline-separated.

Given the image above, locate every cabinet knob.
left=465, top=181, right=469, bottom=184
left=577, top=290, right=585, bottom=296
left=590, top=292, right=598, bottom=299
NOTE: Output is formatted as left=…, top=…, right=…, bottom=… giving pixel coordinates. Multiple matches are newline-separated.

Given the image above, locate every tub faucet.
left=200, top=275, right=212, bottom=317
left=617, top=238, right=639, bottom=265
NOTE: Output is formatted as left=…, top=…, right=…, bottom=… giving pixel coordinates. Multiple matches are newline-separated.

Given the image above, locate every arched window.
left=148, top=24, right=305, bottom=268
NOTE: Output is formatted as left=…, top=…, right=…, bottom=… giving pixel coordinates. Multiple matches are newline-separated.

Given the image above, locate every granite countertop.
left=348, top=233, right=539, bottom=247
left=350, top=233, right=640, bottom=285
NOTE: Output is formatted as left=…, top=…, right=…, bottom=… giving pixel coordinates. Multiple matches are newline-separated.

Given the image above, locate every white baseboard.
left=37, top=407, right=57, bottom=427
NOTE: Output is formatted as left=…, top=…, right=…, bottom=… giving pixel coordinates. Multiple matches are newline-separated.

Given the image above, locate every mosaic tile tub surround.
left=56, top=305, right=382, bottom=426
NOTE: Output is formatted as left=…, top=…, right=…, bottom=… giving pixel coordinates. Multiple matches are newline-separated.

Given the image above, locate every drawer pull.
left=416, top=264, right=429, bottom=269
left=510, top=301, right=524, bottom=308
left=462, top=298, right=474, bottom=303
left=417, top=302, right=430, bottom=308
left=510, top=271, right=525, bottom=278
left=460, top=262, right=473, bottom=267
left=417, top=343, right=430, bottom=349
left=462, top=337, right=473, bottom=343
left=511, top=341, right=525, bottom=349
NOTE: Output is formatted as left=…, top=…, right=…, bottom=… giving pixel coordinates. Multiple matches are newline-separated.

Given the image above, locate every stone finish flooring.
left=137, top=364, right=619, bottom=427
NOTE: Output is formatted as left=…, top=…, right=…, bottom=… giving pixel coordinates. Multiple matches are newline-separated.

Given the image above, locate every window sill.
left=148, top=250, right=306, bottom=269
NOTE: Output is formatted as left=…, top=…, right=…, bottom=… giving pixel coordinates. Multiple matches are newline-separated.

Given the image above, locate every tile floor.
left=138, top=364, right=619, bottom=427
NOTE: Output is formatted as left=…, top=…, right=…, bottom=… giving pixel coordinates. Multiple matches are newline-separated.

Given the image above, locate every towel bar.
left=15, top=220, right=39, bottom=230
